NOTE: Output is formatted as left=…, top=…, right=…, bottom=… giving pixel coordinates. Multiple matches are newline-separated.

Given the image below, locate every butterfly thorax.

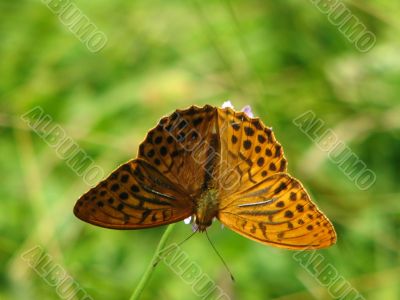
left=195, top=189, right=219, bottom=232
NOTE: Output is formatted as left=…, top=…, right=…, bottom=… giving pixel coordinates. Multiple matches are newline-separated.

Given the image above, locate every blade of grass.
left=129, top=224, right=176, bottom=300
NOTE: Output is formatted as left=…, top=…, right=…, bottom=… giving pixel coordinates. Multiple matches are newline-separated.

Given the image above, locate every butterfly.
left=74, top=105, right=336, bottom=249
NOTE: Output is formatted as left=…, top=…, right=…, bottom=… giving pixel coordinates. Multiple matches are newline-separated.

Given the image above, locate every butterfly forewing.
left=137, top=105, right=219, bottom=197
left=216, top=107, right=287, bottom=197
left=218, top=173, right=336, bottom=249
left=74, top=159, right=193, bottom=229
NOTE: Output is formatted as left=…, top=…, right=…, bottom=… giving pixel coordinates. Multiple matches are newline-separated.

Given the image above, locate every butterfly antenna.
left=205, top=231, right=235, bottom=282
left=177, top=228, right=198, bottom=247
left=153, top=228, right=199, bottom=267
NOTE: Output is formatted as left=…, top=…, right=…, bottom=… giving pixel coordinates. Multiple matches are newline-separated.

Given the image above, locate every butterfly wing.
left=74, top=159, right=193, bottom=229
left=215, top=107, right=336, bottom=249
left=215, top=107, right=287, bottom=196
left=75, top=105, right=221, bottom=229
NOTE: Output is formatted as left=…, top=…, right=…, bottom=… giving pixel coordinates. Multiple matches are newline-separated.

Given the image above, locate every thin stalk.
left=129, top=224, right=176, bottom=300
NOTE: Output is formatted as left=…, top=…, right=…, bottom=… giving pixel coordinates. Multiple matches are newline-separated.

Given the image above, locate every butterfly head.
left=195, top=189, right=219, bottom=232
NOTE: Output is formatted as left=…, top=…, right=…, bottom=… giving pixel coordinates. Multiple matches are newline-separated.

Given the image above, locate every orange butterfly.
left=74, top=105, right=336, bottom=249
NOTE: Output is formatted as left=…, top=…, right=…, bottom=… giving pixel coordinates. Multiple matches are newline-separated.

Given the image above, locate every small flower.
left=241, top=105, right=254, bottom=118
left=222, top=100, right=254, bottom=118
left=192, top=223, right=199, bottom=232
left=222, top=100, right=234, bottom=109
left=183, top=216, right=198, bottom=232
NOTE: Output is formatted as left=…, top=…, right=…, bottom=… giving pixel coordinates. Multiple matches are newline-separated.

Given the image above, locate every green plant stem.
left=129, top=224, right=176, bottom=300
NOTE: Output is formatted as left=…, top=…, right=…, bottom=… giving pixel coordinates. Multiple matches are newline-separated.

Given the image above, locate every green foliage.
left=1, top=1, right=399, bottom=299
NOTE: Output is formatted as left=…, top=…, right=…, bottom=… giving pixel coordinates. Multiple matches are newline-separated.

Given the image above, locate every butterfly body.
left=195, top=189, right=219, bottom=231
left=74, top=105, right=336, bottom=249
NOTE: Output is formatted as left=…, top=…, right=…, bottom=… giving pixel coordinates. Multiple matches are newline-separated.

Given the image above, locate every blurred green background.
left=1, top=1, right=400, bottom=299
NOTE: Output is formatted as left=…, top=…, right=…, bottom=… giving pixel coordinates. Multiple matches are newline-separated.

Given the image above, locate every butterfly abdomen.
left=195, top=189, right=219, bottom=231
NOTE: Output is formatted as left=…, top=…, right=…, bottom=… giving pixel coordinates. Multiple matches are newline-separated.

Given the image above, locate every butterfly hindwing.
left=74, top=159, right=193, bottom=229
left=218, top=173, right=336, bottom=249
